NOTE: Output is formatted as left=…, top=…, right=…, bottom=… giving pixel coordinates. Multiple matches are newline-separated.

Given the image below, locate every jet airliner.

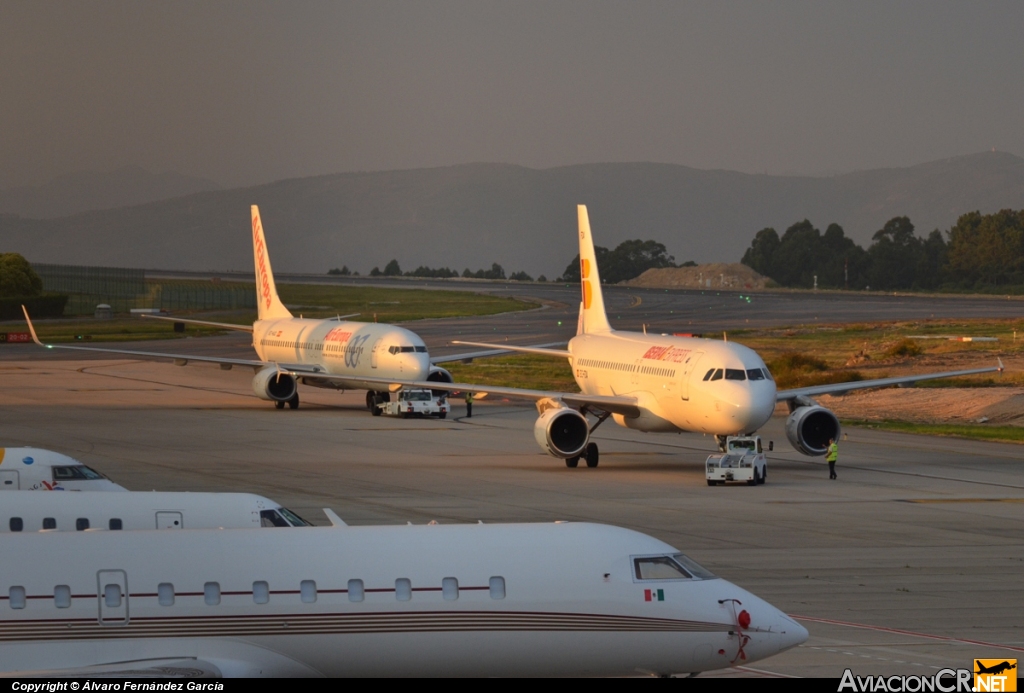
left=0, top=521, right=806, bottom=677
left=315, top=205, right=1003, bottom=467
left=22, top=206, right=482, bottom=411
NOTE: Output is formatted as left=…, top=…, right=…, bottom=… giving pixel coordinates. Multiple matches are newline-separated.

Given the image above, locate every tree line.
left=330, top=260, right=542, bottom=282
left=741, top=209, right=1024, bottom=291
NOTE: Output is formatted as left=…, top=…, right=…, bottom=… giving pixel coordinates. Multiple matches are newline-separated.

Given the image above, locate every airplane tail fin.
left=251, top=205, right=292, bottom=321
left=577, top=205, right=612, bottom=334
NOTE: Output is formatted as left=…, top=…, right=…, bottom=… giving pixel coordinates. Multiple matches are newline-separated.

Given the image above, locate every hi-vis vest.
left=827, top=443, right=838, bottom=462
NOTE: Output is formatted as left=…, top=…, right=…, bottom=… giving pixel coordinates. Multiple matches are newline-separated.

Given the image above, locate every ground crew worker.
left=465, top=391, right=473, bottom=418
left=827, top=437, right=838, bottom=479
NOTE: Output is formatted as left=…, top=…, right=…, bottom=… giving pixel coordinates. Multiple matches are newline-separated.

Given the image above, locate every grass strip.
left=844, top=419, right=1024, bottom=444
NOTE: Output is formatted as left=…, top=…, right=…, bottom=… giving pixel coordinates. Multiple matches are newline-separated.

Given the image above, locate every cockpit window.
left=725, top=369, right=746, bottom=381
left=414, top=346, right=428, bottom=353
left=633, top=554, right=718, bottom=581
left=634, top=556, right=692, bottom=580
left=709, top=368, right=723, bottom=381
left=673, top=554, right=717, bottom=579
left=260, top=510, right=291, bottom=527
left=702, top=369, right=715, bottom=381
left=278, top=507, right=312, bottom=527
left=52, top=465, right=105, bottom=481
left=747, top=368, right=766, bottom=381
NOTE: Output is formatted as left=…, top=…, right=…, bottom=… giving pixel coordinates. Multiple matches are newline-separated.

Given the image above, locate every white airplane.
left=0, top=447, right=125, bottom=491
left=0, top=521, right=806, bottom=677
left=307, top=205, right=1003, bottom=467
left=1, top=491, right=318, bottom=532
left=22, top=205, right=479, bottom=412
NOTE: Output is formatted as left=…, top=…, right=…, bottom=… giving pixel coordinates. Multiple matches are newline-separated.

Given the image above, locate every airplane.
left=0, top=521, right=807, bottom=677
left=1, top=491, right=319, bottom=532
left=975, top=661, right=1017, bottom=676
left=21, top=205, right=494, bottom=413
left=294, top=205, right=1004, bottom=468
left=0, top=447, right=126, bottom=491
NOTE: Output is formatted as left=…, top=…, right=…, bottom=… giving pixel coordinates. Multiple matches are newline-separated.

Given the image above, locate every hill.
left=2, top=152, right=1023, bottom=278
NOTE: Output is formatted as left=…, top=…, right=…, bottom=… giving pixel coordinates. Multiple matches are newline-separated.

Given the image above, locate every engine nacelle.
left=252, top=365, right=298, bottom=402
left=786, top=405, right=841, bottom=456
left=426, top=366, right=454, bottom=397
left=533, top=407, right=590, bottom=459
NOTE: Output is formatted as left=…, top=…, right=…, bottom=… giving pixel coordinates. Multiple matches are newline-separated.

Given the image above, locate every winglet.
left=20, top=306, right=47, bottom=347
left=577, top=205, right=612, bottom=334
left=323, top=508, right=347, bottom=527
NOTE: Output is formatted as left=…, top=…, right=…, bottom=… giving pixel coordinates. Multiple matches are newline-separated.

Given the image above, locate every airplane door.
left=156, top=512, right=183, bottom=529
left=97, top=570, right=129, bottom=625
left=0, top=470, right=18, bottom=490
left=370, top=338, right=383, bottom=368
left=679, top=351, right=704, bottom=401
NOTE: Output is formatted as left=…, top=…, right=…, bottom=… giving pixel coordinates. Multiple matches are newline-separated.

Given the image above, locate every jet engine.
left=252, top=365, right=297, bottom=402
left=785, top=404, right=841, bottom=456
left=426, top=366, right=454, bottom=397
left=533, top=406, right=589, bottom=459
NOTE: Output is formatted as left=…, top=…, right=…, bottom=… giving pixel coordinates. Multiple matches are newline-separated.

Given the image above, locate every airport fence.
left=33, top=264, right=256, bottom=315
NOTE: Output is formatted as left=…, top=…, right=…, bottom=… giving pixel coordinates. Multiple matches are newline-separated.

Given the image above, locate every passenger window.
left=395, top=578, right=412, bottom=602
left=76, top=518, right=90, bottom=531
left=9, top=586, right=26, bottom=609
left=204, top=582, right=220, bottom=606
left=54, top=585, right=71, bottom=609
left=348, top=579, right=364, bottom=602
left=158, top=583, right=175, bottom=606
left=109, top=518, right=123, bottom=531
left=725, top=369, right=746, bottom=380
left=747, top=368, right=766, bottom=381
left=253, top=581, right=269, bottom=605
left=709, top=369, right=723, bottom=381
left=489, top=576, right=505, bottom=600
left=633, top=556, right=692, bottom=580
left=442, top=577, right=459, bottom=601
left=702, top=369, right=715, bottom=381
left=9, top=517, right=23, bottom=532
left=104, top=584, right=122, bottom=608
left=260, top=510, right=290, bottom=527
left=300, top=580, right=317, bottom=604
left=42, top=518, right=56, bottom=530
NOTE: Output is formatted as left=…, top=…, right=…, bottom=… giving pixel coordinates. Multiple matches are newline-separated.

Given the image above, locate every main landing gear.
left=366, top=390, right=390, bottom=416
left=564, top=408, right=611, bottom=469
left=275, top=393, right=300, bottom=410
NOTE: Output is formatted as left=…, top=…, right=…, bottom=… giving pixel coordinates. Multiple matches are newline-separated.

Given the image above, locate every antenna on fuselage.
left=643, top=324, right=647, bottom=335
left=723, top=331, right=728, bottom=342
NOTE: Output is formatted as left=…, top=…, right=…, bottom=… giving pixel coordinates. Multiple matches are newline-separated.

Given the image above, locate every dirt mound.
left=809, top=387, right=1024, bottom=426
left=623, top=263, right=771, bottom=290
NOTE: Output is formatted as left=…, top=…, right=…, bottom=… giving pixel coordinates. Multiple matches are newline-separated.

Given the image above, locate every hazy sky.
left=2, top=1, right=1023, bottom=189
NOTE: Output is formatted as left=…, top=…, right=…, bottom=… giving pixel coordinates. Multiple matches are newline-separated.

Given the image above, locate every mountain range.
left=2, top=152, right=1023, bottom=278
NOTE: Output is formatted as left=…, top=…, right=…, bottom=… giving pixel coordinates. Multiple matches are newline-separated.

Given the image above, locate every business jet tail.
left=251, top=205, right=293, bottom=321
left=577, top=205, right=612, bottom=334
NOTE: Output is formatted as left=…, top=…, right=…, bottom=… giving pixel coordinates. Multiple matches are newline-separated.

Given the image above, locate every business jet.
left=0, top=521, right=806, bottom=677
left=21, top=205, right=476, bottom=412
left=304, top=205, right=1003, bottom=467
left=0, top=447, right=125, bottom=491
left=1, top=491, right=317, bottom=532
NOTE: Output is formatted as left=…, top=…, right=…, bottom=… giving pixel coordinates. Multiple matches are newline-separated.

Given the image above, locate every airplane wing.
left=140, top=314, right=254, bottom=332
left=284, top=370, right=641, bottom=417
left=445, top=340, right=572, bottom=358
left=431, top=341, right=569, bottom=365
left=776, top=361, right=1004, bottom=401
left=21, top=306, right=326, bottom=374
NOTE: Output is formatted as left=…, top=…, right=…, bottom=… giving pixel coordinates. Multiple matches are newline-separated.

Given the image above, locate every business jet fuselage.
left=0, top=447, right=125, bottom=491
left=0, top=522, right=806, bottom=677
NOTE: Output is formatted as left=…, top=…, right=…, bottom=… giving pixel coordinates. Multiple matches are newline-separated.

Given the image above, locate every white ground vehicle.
left=375, top=388, right=447, bottom=418
left=705, top=435, right=769, bottom=486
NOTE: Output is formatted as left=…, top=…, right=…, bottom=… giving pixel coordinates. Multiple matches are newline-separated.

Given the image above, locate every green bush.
left=0, top=253, right=43, bottom=298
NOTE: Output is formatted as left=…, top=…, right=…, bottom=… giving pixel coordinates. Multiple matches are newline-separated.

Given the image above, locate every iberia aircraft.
left=0, top=521, right=807, bottom=676
left=306, top=205, right=1003, bottom=468
left=22, top=206, right=485, bottom=412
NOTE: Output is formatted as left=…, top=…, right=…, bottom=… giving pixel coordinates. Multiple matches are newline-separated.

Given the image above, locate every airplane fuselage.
left=253, top=318, right=431, bottom=390
left=568, top=331, right=777, bottom=435
left=0, top=523, right=805, bottom=677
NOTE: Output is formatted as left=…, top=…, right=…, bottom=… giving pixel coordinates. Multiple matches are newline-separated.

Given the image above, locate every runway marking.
left=731, top=665, right=799, bottom=678
left=900, top=498, right=1024, bottom=504
left=791, top=614, right=1024, bottom=654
